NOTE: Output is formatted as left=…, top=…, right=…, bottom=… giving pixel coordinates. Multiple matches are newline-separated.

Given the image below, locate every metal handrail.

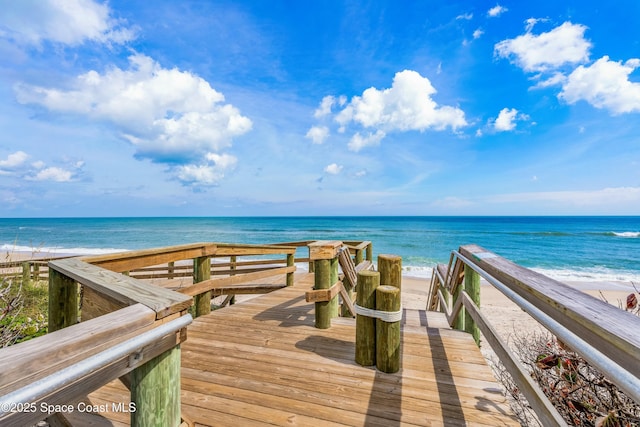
left=0, top=313, right=192, bottom=423
left=453, top=250, right=640, bottom=403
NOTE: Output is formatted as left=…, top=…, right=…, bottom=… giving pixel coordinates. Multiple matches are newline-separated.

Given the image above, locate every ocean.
left=1, top=216, right=638, bottom=283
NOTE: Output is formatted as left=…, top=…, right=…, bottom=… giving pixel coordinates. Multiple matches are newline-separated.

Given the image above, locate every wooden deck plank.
left=87, top=273, right=518, bottom=427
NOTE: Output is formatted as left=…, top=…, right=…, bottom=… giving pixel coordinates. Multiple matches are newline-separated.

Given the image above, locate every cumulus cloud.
left=30, top=167, right=74, bottom=182
left=0, top=0, right=136, bottom=47
left=473, top=29, right=484, bottom=39
left=305, top=126, right=329, bottom=144
left=0, top=151, right=29, bottom=169
left=493, top=108, right=529, bottom=131
left=348, top=130, right=386, bottom=152
left=335, top=70, right=466, bottom=136
left=314, top=95, right=346, bottom=118
left=324, top=163, right=343, bottom=175
left=559, top=56, right=640, bottom=114
left=488, top=5, right=508, bottom=17
left=174, top=153, right=237, bottom=186
left=0, top=150, right=83, bottom=182
left=495, top=22, right=591, bottom=72
left=15, top=54, right=252, bottom=184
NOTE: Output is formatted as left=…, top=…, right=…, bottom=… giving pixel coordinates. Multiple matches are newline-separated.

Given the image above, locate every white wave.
left=0, top=244, right=128, bottom=256
left=612, top=231, right=640, bottom=238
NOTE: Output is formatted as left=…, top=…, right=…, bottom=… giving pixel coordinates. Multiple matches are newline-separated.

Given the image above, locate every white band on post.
left=353, top=303, right=403, bottom=323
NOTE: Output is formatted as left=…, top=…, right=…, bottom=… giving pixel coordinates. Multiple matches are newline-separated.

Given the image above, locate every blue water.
left=1, top=216, right=638, bottom=283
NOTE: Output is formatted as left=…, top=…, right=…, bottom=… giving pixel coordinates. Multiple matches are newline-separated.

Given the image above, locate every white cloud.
left=559, top=56, right=640, bottom=114
left=355, top=170, right=367, bottom=177
left=30, top=167, right=73, bottom=182
left=495, top=22, right=591, bottom=72
left=488, top=5, right=508, bottom=17
left=473, top=29, right=484, bottom=39
left=175, top=153, right=237, bottom=186
left=0, top=151, right=29, bottom=169
left=525, top=18, right=549, bottom=33
left=456, top=13, right=473, bottom=20
left=15, top=54, right=252, bottom=169
left=314, top=96, right=335, bottom=118
left=335, top=70, right=467, bottom=137
left=324, top=163, right=343, bottom=175
left=0, top=0, right=136, bottom=46
left=348, top=130, right=386, bottom=152
left=493, top=108, right=529, bottom=131
left=305, top=126, right=329, bottom=144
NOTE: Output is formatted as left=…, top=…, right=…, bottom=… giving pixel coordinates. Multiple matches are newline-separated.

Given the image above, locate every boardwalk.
left=88, top=273, right=518, bottom=426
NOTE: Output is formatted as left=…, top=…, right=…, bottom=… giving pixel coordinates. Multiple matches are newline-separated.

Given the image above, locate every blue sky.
left=1, top=0, right=639, bottom=217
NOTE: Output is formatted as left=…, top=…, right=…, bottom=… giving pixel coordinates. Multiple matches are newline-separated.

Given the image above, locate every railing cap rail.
left=459, top=244, right=640, bottom=379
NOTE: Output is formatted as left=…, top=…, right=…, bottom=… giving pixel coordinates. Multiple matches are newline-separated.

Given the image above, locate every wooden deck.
left=88, top=273, right=518, bottom=426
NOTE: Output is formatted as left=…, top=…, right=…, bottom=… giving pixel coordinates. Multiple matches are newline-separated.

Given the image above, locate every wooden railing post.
left=21, top=261, right=31, bottom=286
left=193, top=256, right=211, bottom=317
left=130, top=343, right=182, bottom=427
left=228, top=255, right=237, bottom=305
left=356, top=270, right=379, bottom=366
left=355, top=248, right=364, bottom=265
left=464, top=264, right=481, bottom=346
left=378, top=254, right=402, bottom=289
left=376, top=285, right=401, bottom=373
left=308, top=241, right=341, bottom=329
left=286, top=253, right=294, bottom=287
left=48, top=269, right=78, bottom=332
left=167, top=261, right=175, bottom=279
left=366, top=243, right=373, bottom=262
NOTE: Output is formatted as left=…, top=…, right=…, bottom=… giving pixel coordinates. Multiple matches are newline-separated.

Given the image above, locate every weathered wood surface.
left=308, top=240, right=342, bottom=260
left=177, top=266, right=295, bottom=297
left=0, top=304, right=155, bottom=392
left=459, top=244, right=640, bottom=379
left=50, top=258, right=192, bottom=319
left=89, top=274, right=518, bottom=426
left=81, top=243, right=217, bottom=273
left=88, top=272, right=518, bottom=426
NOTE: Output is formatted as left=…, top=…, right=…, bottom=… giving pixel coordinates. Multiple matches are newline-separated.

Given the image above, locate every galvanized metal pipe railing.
left=453, top=250, right=640, bottom=404
left=0, top=313, right=192, bottom=423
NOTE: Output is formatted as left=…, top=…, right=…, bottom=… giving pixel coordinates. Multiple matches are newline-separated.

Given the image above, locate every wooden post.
left=356, top=270, right=379, bottom=366
left=21, top=261, right=31, bottom=286
left=464, top=264, right=481, bottom=346
left=314, top=259, right=332, bottom=329
left=366, top=243, right=373, bottom=262
left=193, top=256, right=211, bottom=317
left=330, top=256, right=339, bottom=318
left=286, top=253, right=294, bottom=287
left=131, top=345, right=181, bottom=427
left=229, top=255, right=237, bottom=305
left=309, top=241, right=341, bottom=329
left=48, top=269, right=78, bottom=333
left=378, top=254, right=402, bottom=289
left=452, top=278, right=464, bottom=331
left=167, top=261, right=175, bottom=279
left=355, top=248, right=364, bottom=265
left=376, top=285, right=401, bottom=373
left=33, top=263, right=40, bottom=281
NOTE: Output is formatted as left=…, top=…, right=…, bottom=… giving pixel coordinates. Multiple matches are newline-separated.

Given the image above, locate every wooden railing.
left=0, top=252, right=193, bottom=426
left=428, top=244, right=640, bottom=426
left=0, top=239, right=373, bottom=425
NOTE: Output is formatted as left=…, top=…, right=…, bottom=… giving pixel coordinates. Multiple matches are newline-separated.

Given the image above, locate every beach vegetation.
left=0, top=269, right=48, bottom=347
left=493, top=330, right=640, bottom=426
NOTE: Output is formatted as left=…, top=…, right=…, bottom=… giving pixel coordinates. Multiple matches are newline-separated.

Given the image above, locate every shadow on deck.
left=89, top=273, right=518, bottom=426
